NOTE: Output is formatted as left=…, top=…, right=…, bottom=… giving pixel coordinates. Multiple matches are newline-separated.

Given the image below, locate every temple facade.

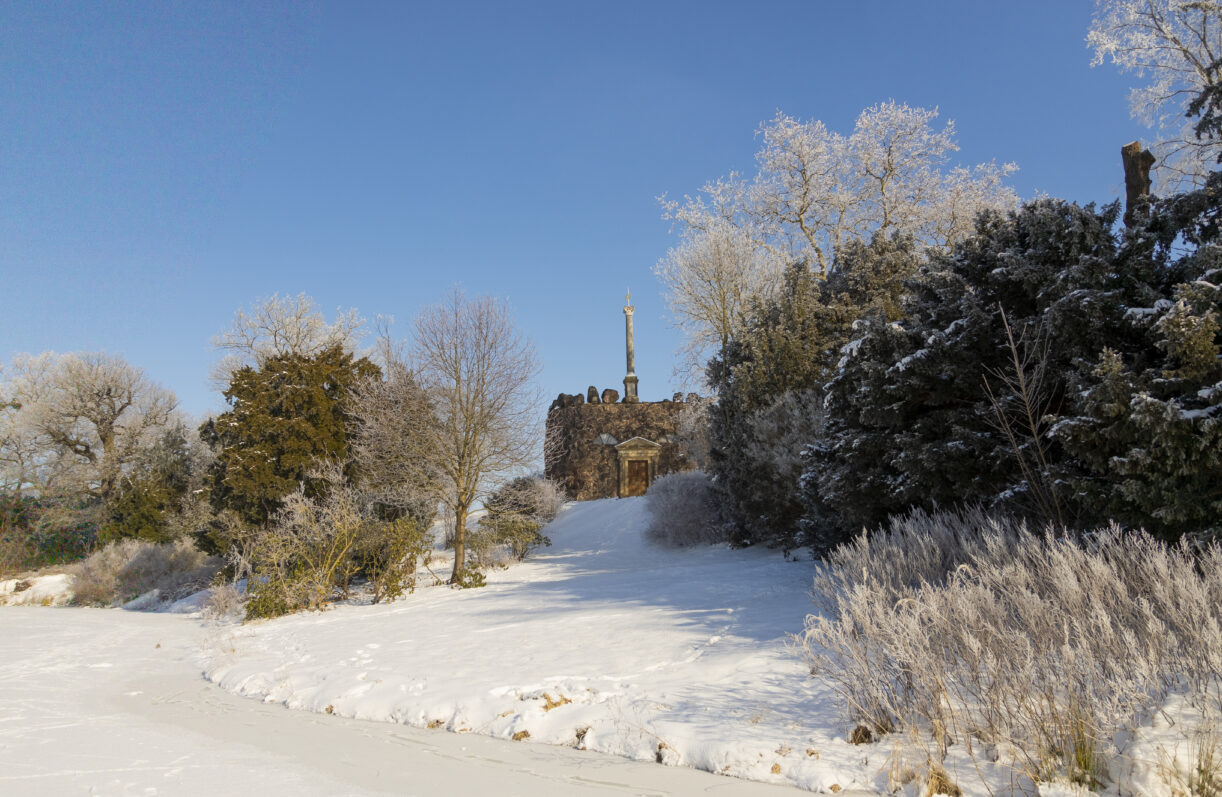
left=544, top=294, right=697, bottom=500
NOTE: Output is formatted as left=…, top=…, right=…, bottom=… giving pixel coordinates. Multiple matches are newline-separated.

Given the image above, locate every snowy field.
left=4, top=497, right=1211, bottom=796
left=0, top=607, right=811, bottom=796
left=203, top=497, right=893, bottom=793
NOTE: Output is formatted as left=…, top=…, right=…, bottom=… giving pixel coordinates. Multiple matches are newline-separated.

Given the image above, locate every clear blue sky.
left=1, top=1, right=1147, bottom=418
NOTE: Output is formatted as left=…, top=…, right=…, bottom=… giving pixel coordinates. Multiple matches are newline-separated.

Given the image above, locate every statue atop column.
left=623, top=290, right=639, bottom=403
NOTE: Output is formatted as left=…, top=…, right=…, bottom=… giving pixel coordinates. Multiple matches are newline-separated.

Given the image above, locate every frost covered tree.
left=346, top=322, right=439, bottom=529
left=1089, top=0, right=1222, bottom=185
left=411, top=288, right=542, bottom=586
left=654, top=219, right=781, bottom=382
left=657, top=101, right=1017, bottom=377
left=211, top=293, right=364, bottom=387
left=0, top=352, right=179, bottom=507
left=0, top=357, right=60, bottom=499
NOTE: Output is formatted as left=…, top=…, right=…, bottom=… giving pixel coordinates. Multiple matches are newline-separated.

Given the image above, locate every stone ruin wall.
left=544, top=388, right=699, bottom=501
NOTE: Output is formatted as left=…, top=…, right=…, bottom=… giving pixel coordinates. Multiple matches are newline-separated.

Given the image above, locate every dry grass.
left=800, top=507, right=1222, bottom=789
left=1164, top=724, right=1222, bottom=797
left=202, top=582, right=244, bottom=622
left=541, top=693, right=571, bottom=711
left=71, top=538, right=221, bottom=607
left=923, top=764, right=961, bottom=797
left=1189, top=727, right=1222, bottom=797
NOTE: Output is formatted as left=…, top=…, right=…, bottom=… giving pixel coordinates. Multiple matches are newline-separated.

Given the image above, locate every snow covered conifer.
left=804, top=200, right=1126, bottom=544
left=808, top=181, right=1222, bottom=545
left=709, top=235, right=922, bottom=550
left=1054, top=179, right=1222, bottom=540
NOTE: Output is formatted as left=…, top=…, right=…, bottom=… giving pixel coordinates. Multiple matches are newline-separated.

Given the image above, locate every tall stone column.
left=623, top=292, right=639, bottom=403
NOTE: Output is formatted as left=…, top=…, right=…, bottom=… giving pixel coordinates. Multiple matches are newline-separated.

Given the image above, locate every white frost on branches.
left=656, top=101, right=1018, bottom=380
left=1089, top=0, right=1222, bottom=186
left=211, top=293, right=364, bottom=385
left=653, top=218, right=779, bottom=380
left=0, top=352, right=178, bottom=502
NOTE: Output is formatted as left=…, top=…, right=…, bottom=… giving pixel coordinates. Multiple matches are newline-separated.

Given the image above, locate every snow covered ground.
left=0, top=607, right=811, bottom=796
left=0, top=572, right=73, bottom=606
left=204, top=497, right=882, bottom=793
left=5, top=496, right=1209, bottom=795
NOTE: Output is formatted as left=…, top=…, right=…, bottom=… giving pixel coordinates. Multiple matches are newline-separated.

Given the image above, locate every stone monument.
left=544, top=293, right=695, bottom=500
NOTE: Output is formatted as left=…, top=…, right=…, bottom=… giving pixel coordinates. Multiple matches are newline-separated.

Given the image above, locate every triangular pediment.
left=614, top=436, right=662, bottom=451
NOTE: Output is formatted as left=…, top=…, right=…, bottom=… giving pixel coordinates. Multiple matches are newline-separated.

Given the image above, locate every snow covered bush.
left=801, top=509, right=1222, bottom=790
left=643, top=471, right=727, bottom=547
left=71, top=538, right=221, bottom=607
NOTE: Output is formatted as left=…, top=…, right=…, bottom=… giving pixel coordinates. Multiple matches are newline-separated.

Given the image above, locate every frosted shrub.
left=809, top=506, right=1025, bottom=616
left=244, top=464, right=438, bottom=618
left=352, top=517, right=432, bottom=604
left=72, top=538, right=221, bottom=607
left=471, top=476, right=564, bottom=570
left=202, top=582, right=244, bottom=622
left=643, top=471, right=727, bottom=547
left=244, top=475, right=366, bottom=619
left=801, top=509, right=1222, bottom=788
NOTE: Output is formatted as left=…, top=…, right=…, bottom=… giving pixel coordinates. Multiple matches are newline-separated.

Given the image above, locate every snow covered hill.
left=206, top=497, right=878, bottom=793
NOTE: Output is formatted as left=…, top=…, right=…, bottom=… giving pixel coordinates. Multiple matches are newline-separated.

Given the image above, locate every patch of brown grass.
left=542, top=693, right=571, bottom=711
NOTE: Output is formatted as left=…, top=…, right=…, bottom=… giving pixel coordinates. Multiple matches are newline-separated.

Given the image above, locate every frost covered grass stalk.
left=801, top=508, right=1222, bottom=789
left=1188, top=725, right=1222, bottom=797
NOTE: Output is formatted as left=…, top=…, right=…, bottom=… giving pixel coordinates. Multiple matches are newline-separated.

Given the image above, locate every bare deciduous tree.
left=346, top=319, right=439, bottom=522
left=1089, top=0, right=1222, bottom=186
left=411, top=288, right=542, bottom=585
left=653, top=219, right=783, bottom=383
left=983, top=308, right=1064, bottom=526
left=1, top=358, right=55, bottom=498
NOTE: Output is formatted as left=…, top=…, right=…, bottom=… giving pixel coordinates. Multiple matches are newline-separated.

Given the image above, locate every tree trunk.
left=1122, top=141, right=1156, bottom=228
left=450, top=506, right=467, bottom=584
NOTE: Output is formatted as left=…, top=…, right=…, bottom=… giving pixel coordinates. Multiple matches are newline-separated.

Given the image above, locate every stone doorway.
left=614, top=437, right=662, bottom=498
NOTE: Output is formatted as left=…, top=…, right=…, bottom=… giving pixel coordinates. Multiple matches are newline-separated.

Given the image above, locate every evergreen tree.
left=100, top=423, right=199, bottom=543
left=708, top=234, right=922, bottom=550
left=1055, top=178, right=1222, bottom=540
left=804, top=200, right=1127, bottom=547
left=805, top=188, right=1222, bottom=547
left=200, top=345, right=379, bottom=531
